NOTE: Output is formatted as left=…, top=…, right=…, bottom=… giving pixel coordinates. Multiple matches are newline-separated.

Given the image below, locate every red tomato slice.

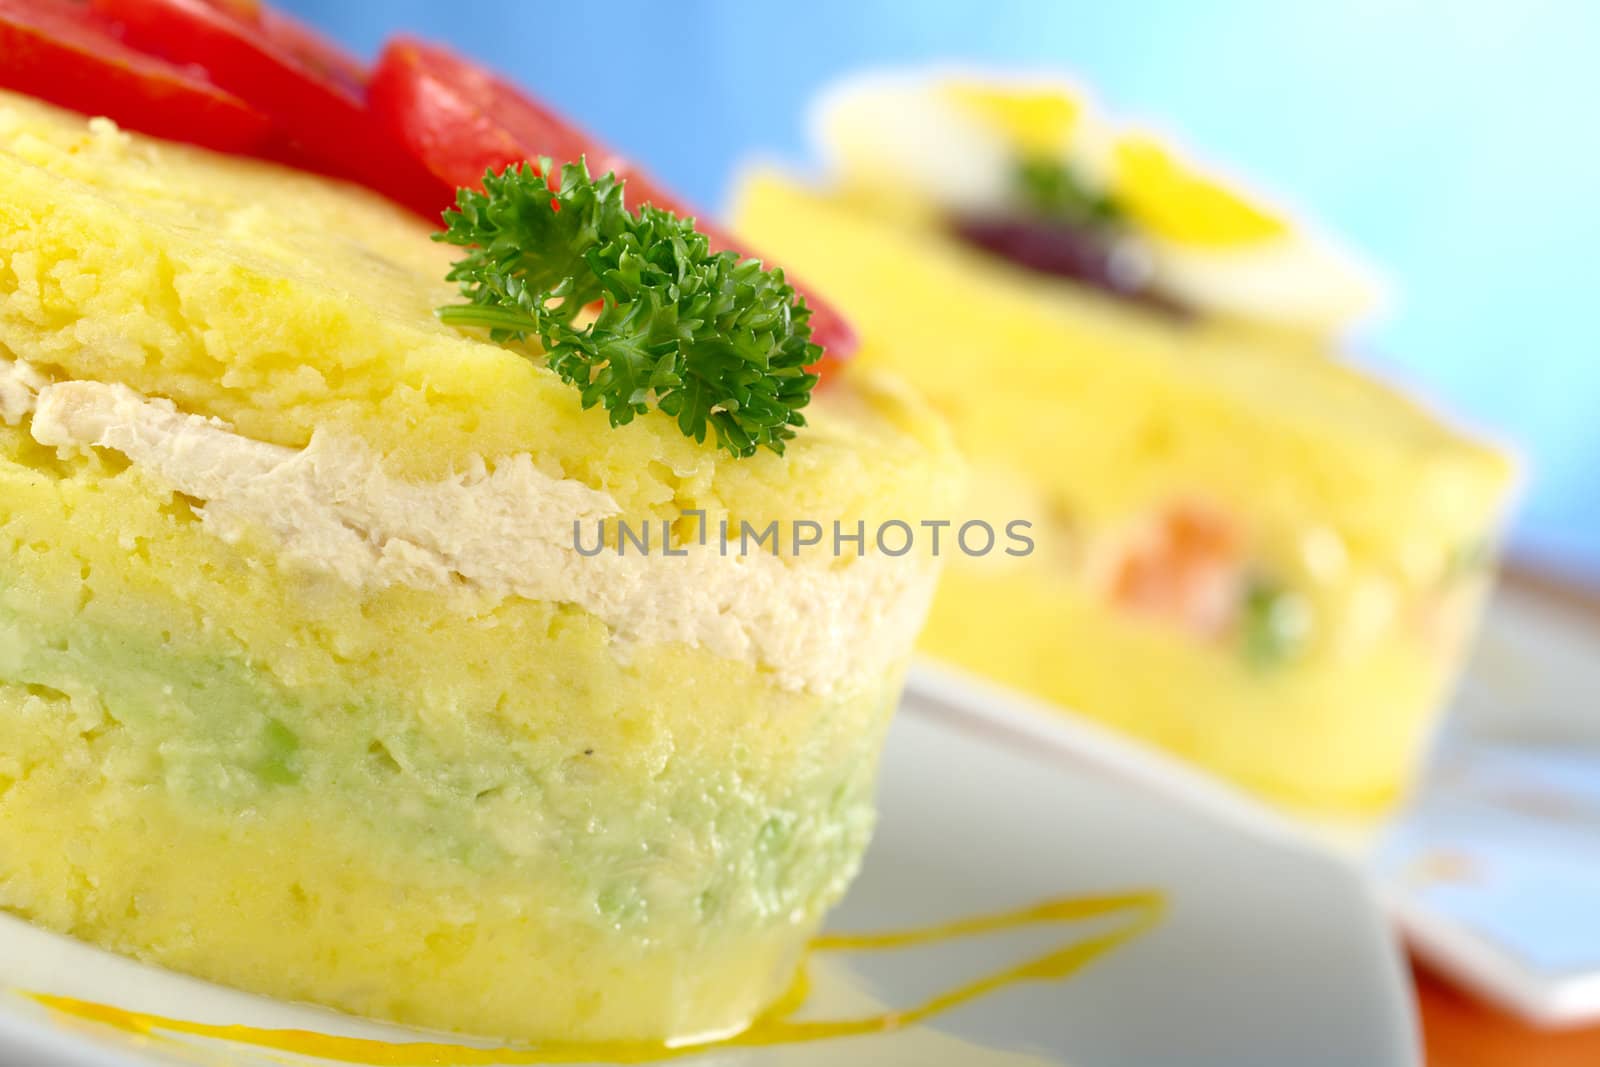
left=370, top=37, right=858, bottom=373
left=212, top=0, right=368, bottom=97
left=369, top=37, right=616, bottom=201
left=89, top=0, right=448, bottom=217
left=0, top=0, right=270, bottom=153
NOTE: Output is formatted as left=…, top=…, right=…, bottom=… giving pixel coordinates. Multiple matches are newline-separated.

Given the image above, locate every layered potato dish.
left=0, top=4, right=960, bottom=1045
left=735, top=72, right=1518, bottom=815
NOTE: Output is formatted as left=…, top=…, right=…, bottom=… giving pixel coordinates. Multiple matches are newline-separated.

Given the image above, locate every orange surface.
left=1417, top=958, right=1600, bottom=1067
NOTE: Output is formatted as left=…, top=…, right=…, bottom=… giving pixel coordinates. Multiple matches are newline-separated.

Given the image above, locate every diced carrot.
left=1106, top=501, right=1246, bottom=638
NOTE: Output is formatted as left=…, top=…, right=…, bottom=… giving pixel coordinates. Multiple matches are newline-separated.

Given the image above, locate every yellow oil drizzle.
left=30, top=889, right=1163, bottom=1065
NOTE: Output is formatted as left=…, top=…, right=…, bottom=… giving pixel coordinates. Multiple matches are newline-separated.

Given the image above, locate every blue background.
left=285, top=0, right=1598, bottom=578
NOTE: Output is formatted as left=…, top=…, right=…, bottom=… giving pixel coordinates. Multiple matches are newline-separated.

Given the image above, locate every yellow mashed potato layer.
left=0, top=95, right=960, bottom=1041
left=0, top=421, right=901, bottom=1040
left=0, top=92, right=951, bottom=529
left=734, top=171, right=1516, bottom=814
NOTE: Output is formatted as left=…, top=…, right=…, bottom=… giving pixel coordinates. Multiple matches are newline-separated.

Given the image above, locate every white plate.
left=0, top=687, right=1416, bottom=1067
left=924, top=576, right=1600, bottom=1030
left=1379, top=580, right=1600, bottom=1027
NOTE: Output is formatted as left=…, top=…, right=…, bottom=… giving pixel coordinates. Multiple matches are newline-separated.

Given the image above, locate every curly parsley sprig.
left=1015, top=156, right=1122, bottom=229
left=434, top=160, right=820, bottom=458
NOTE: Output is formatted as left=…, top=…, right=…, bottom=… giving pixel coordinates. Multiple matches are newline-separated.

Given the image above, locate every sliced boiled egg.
left=1110, top=131, right=1385, bottom=330
left=810, top=69, right=1104, bottom=218
left=810, top=70, right=1386, bottom=332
